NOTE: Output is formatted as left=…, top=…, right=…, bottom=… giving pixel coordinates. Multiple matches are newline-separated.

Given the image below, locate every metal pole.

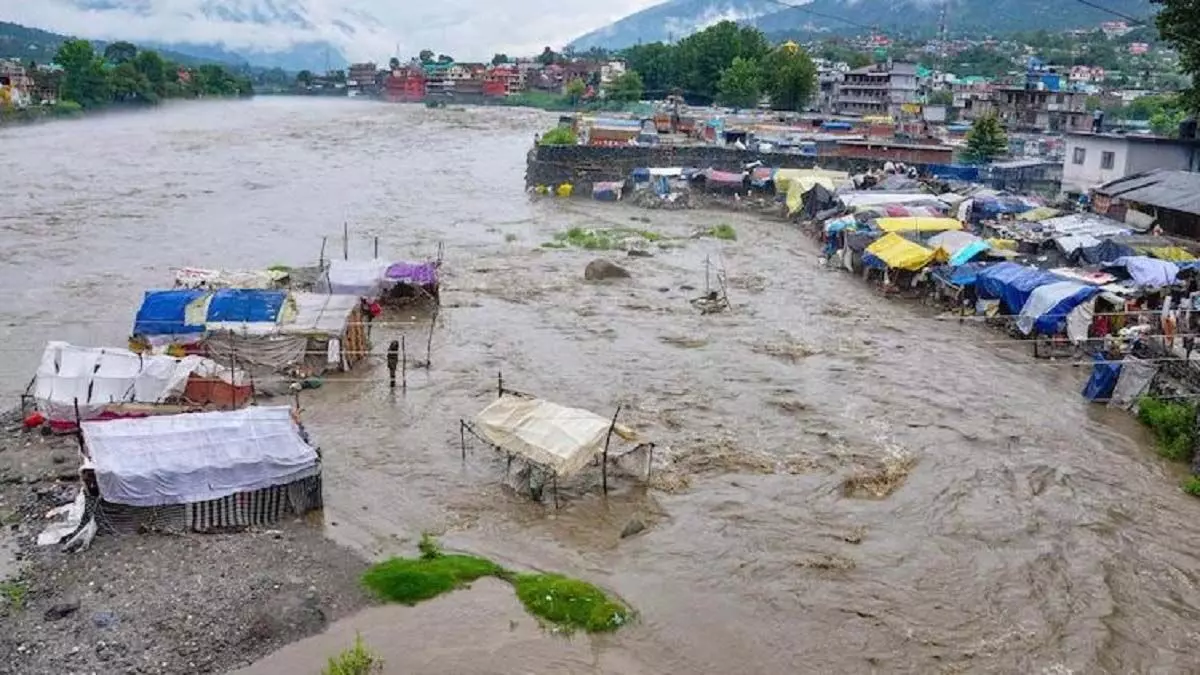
left=343, top=222, right=349, bottom=261
left=319, top=236, right=327, bottom=268
left=425, top=305, right=438, bottom=368
left=73, top=397, right=86, bottom=456
left=401, top=335, right=407, bottom=390
left=601, top=405, right=621, bottom=495
left=460, top=420, right=466, bottom=460
left=374, top=236, right=379, bottom=259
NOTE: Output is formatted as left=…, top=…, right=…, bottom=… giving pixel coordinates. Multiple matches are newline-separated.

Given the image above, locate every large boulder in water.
left=585, top=258, right=631, bottom=281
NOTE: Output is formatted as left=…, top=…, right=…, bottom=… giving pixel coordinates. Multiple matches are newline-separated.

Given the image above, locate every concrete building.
left=987, top=86, right=1090, bottom=133
left=833, top=62, right=918, bottom=118
left=1094, top=169, right=1200, bottom=239
left=1060, top=132, right=1200, bottom=196
left=812, top=59, right=847, bottom=113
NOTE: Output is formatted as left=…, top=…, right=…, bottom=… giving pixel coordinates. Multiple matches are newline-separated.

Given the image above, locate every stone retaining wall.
left=525, top=144, right=939, bottom=190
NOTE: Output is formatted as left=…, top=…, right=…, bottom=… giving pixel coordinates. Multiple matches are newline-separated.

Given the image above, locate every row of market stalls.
left=33, top=253, right=442, bottom=548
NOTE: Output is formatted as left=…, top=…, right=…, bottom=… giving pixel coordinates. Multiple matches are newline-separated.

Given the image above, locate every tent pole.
left=343, top=222, right=349, bottom=261
left=374, top=236, right=379, bottom=259
left=424, top=305, right=438, bottom=368
left=553, top=473, right=559, bottom=509
left=460, top=420, right=466, bottom=460
left=601, top=405, right=622, bottom=495
left=319, top=236, right=327, bottom=269
left=401, top=335, right=407, bottom=390
left=497, top=371, right=503, bottom=398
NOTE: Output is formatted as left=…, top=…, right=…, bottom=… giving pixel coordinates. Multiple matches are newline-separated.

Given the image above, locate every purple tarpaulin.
left=385, top=261, right=438, bottom=286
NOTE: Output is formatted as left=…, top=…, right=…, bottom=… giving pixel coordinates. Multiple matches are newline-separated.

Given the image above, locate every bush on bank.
left=322, top=634, right=383, bottom=675
left=1136, top=395, right=1196, bottom=462
left=361, top=534, right=632, bottom=633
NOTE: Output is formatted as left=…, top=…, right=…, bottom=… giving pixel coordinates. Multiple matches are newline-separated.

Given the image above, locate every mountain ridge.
left=570, top=0, right=1157, bottom=51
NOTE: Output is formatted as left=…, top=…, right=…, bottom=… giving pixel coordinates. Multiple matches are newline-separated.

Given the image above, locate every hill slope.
left=0, top=21, right=236, bottom=67
left=571, top=0, right=1157, bottom=50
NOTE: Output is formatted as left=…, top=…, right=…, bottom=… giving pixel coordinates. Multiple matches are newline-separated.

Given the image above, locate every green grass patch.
left=361, top=535, right=630, bottom=633
left=513, top=573, right=631, bottom=633
left=547, top=227, right=664, bottom=252
left=0, top=581, right=27, bottom=613
left=706, top=224, right=738, bottom=241
left=539, top=127, right=578, bottom=146
left=1137, top=396, right=1196, bottom=462
left=1183, top=476, right=1200, bottom=497
left=323, top=633, right=383, bottom=675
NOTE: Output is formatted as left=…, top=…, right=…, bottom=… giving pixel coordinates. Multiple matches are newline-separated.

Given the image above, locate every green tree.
left=762, top=44, right=816, bottom=111
left=109, top=61, right=151, bottom=102
left=419, top=49, right=434, bottom=64
left=537, top=47, right=558, bottom=66
left=564, top=78, right=586, bottom=106
left=133, top=49, right=168, bottom=96
left=297, top=70, right=314, bottom=86
left=605, top=70, right=644, bottom=102
left=848, top=52, right=873, bottom=69
left=962, top=115, right=1009, bottom=163
left=55, top=39, right=109, bottom=108
left=621, top=42, right=677, bottom=98
left=676, top=21, right=770, bottom=102
left=103, top=40, right=138, bottom=65
left=491, top=53, right=509, bottom=66
left=716, top=57, right=762, bottom=109
left=927, top=90, right=953, bottom=106
left=436, top=54, right=453, bottom=63
left=388, top=57, right=400, bottom=70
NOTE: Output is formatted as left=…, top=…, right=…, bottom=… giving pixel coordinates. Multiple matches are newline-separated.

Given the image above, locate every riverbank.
left=0, top=95, right=253, bottom=129
left=0, top=413, right=373, bottom=675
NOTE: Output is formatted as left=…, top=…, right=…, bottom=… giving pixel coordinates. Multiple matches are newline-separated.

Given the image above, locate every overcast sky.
left=1, top=0, right=666, bottom=61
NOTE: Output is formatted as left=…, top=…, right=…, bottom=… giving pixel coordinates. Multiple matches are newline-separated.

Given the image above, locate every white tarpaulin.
left=34, top=342, right=235, bottom=422
left=174, top=267, right=287, bottom=289
left=324, top=259, right=390, bottom=297
left=282, top=292, right=357, bottom=337
left=83, top=406, right=319, bottom=507
left=838, top=192, right=947, bottom=208
left=474, top=396, right=634, bottom=477
left=1110, top=356, right=1158, bottom=410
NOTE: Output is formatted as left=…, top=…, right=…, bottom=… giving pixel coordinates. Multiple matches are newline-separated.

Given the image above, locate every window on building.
left=1101, top=151, right=1115, bottom=170
left=1073, top=147, right=1086, bottom=165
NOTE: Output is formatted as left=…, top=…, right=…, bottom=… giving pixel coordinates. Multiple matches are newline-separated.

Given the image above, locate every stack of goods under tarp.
left=592, top=181, right=624, bottom=202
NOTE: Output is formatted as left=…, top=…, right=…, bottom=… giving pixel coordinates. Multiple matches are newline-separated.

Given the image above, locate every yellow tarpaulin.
left=866, top=233, right=942, bottom=271
left=1145, top=246, right=1196, bottom=262
left=874, top=217, right=963, bottom=233
left=987, top=238, right=1017, bottom=250
left=1016, top=206, right=1061, bottom=222
left=777, top=169, right=848, bottom=216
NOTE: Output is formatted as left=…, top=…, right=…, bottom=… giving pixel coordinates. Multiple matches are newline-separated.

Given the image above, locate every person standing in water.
left=386, top=340, right=400, bottom=389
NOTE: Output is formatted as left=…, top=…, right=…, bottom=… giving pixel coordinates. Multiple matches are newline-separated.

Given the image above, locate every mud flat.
left=0, top=420, right=372, bottom=675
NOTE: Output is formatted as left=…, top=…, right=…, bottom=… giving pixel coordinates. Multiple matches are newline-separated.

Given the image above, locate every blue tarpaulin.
left=821, top=121, right=853, bottom=131
left=631, top=168, right=650, bottom=182
left=926, top=164, right=980, bottom=181
left=949, top=240, right=991, bottom=266
left=976, top=262, right=1064, bottom=314
left=1082, top=353, right=1122, bottom=402
left=205, top=289, right=287, bottom=324
left=932, top=262, right=992, bottom=288
left=133, top=289, right=207, bottom=336
left=973, top=196, right=1037, bottom=217
left=1016, top=280, right=1101, bottom=336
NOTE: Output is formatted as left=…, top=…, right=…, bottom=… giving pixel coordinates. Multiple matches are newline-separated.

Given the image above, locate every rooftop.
left=1067, top=131, right=1200, bottom=146
left=1096, top=169, right=1200, bottom=216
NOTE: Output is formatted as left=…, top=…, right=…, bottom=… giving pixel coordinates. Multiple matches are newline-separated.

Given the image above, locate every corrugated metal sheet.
left=1097, top=170, right=1200, bottom=216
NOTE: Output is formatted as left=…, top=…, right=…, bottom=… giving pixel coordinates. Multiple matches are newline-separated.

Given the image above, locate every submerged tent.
left=873, top=217, right=963, bottom=234
left=473, top=395, right=635, bottom=477
left=976, top=262, right=1064, bottom=313
left=863, top=233, right=940, bottom=271
left=1015, top=281, right=1101, bottom=337
left=82, top=406, right=319, bottom=507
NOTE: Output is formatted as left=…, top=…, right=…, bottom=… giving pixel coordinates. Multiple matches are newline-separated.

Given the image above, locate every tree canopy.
left=761, top=44, right=817, bottom=112
left=52, top=37, right=251, bottom=110
left=605, top=70, right=644, bottom=103
left=962, top=115, right=1009, bottom=163
left=716, top=57, right=762, bottom=109
left=1153, top=0, right=1200, bottom=111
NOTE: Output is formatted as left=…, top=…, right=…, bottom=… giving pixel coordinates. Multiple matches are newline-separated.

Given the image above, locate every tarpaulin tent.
left=1082, top=353, right=1121, bottom=402
left=926, top=164, right=980, bottom=181
left=1145, top=246, right=1196, bottom=262
left=82, top=406, right=319, bottom=507
left=863, top=233, right=940, bottom=271
left=1015, top=280, right=1101, bottom=337
left=701, top=169, right=745, bottom=189
left=205, top=289, right=288, bottom=324
left=855, top=204, right=945, bottom=219
left=134, top=290, right=208, bottom=337
left=324, top=259, right=391, bottom=297
left=873, top=217, right=963, bottom=234
left=839, top=192, right=950, bottom=208
left=973, top=195, right=1039, bottom=218
left=1075, top=239, right=1136, bottom=265
left=750, top=166, right=776, bottom=188
left=927, top=231, right=990, bottom=266
left=976, top=263, right=1064, bottom=314
left=384, top=262, right=438, bottom=288
left=1016, top=206, right=1061, bottom=222
left=931, top=262, right=992, bottom=288
left=1105, top=256, right=1180, bottom=288
left=592, top=181, right=623, bottom=201
left=793, top=183, right=839, bottom=219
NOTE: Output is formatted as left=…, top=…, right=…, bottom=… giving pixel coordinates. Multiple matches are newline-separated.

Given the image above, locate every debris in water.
left=584, top=258, right=631, bottom=281
left=842, top=448, right=916, bottom=499
left=796, top=553, right=856, bottom=570
left=752, top=340, right=823, bottom=362
left=658, top=335, right=709, bottom=349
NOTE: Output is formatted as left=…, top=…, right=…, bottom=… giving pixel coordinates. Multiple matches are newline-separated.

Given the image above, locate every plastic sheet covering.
left=1016, top=206, right=1061, bottom=222
left=824, top=215, right=858, bottom=234
left=206, top=332, right=308, bottom=370
left=324, top=259, right=389, bottom=297
left=932, top=262, right=991, bottom=288
left=592, top=181, right=624, bottom=201
left=205, top=289, right=287, bottom=324
left=1016, top=281, right=1101, bottom=336
left=863, top=233, right=939, bottom=271
left=1083, top=353, right=1122, bottom=402
left=750, top=166, right=776, bottom=188
left=134, top=290, right=208, bottom=336
left=1106, top=256, right=1179, bottom=288
left=174, top=267, right=287, bottom=289
left=282, top=293, right=357, bottom=337
left=927, top=231, right=982, bottom=258
left=839, top=192, right=946, bottom=208
left=1076, top=239, right=1136, bottom=265
left=384, top=261, right=438, bottom=287
left=1108, top=356, right=1157, bottom=410
left=83, top=406, right=319, bottom=507
left=873, top=217, right=963, bottom=233
left=976, top=262, right=1064, bottom=314
left=474, top=395, right=636, bottom=477
left=1145, top=246, right=1196, bottom=262
left=950, top=240, right=990, bottom=266
left=773, top=168, right=846, bottom=195
left=34, top=342, right=231, bottom=422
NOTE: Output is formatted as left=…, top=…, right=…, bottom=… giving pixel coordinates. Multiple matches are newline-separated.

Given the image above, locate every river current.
left=3, top=97, right=1199, bottom=674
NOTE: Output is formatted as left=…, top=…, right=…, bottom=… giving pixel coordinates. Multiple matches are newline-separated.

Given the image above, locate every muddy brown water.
left=4, top=98, right=1200, bottom=674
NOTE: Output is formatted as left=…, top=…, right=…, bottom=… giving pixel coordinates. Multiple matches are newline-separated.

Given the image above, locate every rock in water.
left=585, top=259, right=631, bottom=281
left=620, top=519, right=646, bottom=539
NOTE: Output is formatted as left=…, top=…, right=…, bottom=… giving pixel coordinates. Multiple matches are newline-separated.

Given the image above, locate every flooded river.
left=4, top=97, right=1200, bottom=674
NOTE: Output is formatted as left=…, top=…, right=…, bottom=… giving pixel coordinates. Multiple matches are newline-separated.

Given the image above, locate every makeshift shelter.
left=699, top=168, right=745, bottom=192
left=381, top=260, right=440, bottom=307
left=174, top=267, right=289, bottom=290
left=278, top=292, right=370, bottom=372
left=29, top=342, right=250, bottom=432
left=838, top=192, right=946, bottom=209
left=133, top=289, right=209, bottom=343
left=975, top=263, right=1064, bottom=314
left=592, top=181, right=624, bottom=202
left=323, top=259, right=391, bottom=297
left=1015, top=281, right=1100, bottom=339
left=927, top=231, right=990, bottom=266
left=873, top=217, right=963, bottom=234
left=863, top=233, right=940, bottom=271
left=460, top=378, right=651, bottom=505
left=1104, top=256, right=1179, bottom=288
left=74, top=406, right=323, bottom=534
